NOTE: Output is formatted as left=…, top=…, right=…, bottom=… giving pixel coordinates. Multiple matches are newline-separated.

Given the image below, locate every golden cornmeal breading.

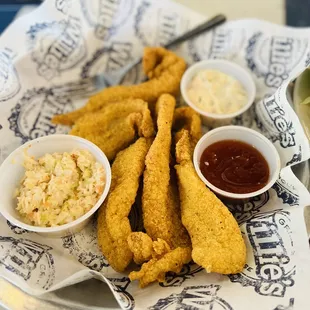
left=127, top=232, right=154, bottom=265
left=52, top=47, right=186, bottom=126
left=70, top=99, right=154, bottom=161
left=128, top=95, right=192, bottom=288
left=175, top=130, right=246, bottom=274
left=173, top=106, right=202, bottom=145
left=128, top=232, right=172, bottom=265
left=97, top=138, right=151, bottom=272
left=129, top=247, right=192, bottom=288
left=142, top=94, right=190, bottom=248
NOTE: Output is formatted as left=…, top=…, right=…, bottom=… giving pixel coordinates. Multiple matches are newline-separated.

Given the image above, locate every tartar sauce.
left=187, top=69, right=248, bottom=114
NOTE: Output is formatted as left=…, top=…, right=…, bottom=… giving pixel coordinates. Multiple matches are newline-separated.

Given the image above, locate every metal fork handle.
left=164, top=14, right=226, bottom=49
left=121, top=15, right=226, bottom=79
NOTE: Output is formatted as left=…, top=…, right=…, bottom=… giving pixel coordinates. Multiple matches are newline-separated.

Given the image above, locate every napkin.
left=0, top=1, right=309, bottom=309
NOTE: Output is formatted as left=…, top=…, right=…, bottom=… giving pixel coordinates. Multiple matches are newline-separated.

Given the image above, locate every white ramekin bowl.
left=193, top=126, right=281, bottom=201
left=0, top=134, right=111, bottom=238
left=181, top=59, right=256, bottom=126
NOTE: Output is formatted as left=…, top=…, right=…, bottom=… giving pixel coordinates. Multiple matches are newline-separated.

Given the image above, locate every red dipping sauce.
left=200, top=140, right=269, bottom=194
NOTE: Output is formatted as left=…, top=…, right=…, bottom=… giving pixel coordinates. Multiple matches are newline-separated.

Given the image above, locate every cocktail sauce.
left=200, top=140, right=269, bottom=194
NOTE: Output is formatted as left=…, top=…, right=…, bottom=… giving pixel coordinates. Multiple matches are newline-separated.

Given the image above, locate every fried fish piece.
left=152, top=238, right=171, bottom=257
left=70, top=99, right=154, bottom=160
left=97, top=138, right=151, bottom=272
left=52, top=47, right=186, bottom=125
left=128, top=95, right=192, bottom=288
left=165, top=170, right=190, bottom=249
left=175, top=130, right=246, bottom=274
left=127, top=232, right=154, bottom=265
left=173, top=107, right=202, bottom=145
left=128, top=232, right=171, bottom=265
left=129, top=247, right=192, bottom=288
left=142, top=94, right=190, bottom=249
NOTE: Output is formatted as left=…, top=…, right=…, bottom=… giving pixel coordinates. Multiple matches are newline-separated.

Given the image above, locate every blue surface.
left=0, top=2, right=41, bottom=33
left=0, top=5, right=19, bottom=33
left=286, top=0, right=310, bottom=26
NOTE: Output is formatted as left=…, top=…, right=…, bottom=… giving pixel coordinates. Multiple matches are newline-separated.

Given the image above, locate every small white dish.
left=0, top=134, right=111, bottom=238
left=193, top=126, right=281, bottom=200
left=181, top=59, right=256, bottom=126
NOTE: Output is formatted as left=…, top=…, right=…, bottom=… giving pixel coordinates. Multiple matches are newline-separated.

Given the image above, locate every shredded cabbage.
left=16, top=149, right=106, bottom=227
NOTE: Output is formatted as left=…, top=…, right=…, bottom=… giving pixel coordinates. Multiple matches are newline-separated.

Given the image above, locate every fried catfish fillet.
left=128, top=95, right=191, bottom=287
left=129, top=247, right=192, bottom=288
left=175, top=130, right=246, bottom=274
left=127, top=232, right=154, bottom=264
left=52, top=47, right=186, bottom=125
left=127, top=232, right=171, bottom=265
left=173, top=107, right=202, bottom=145
left=69, top=99, right=154, bottom=160
left=97, top=138, right=151, bottom=272
left=142, top=94, right=190, bottom=249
